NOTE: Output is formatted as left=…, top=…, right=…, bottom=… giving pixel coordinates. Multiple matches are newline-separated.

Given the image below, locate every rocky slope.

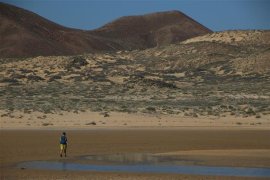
left=0, top=2, right=211, bottom=58
left=0, top=30, right=269, bottom=120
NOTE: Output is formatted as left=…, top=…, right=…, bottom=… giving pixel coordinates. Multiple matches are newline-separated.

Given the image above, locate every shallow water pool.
left=17, top=153, right=270, bottom=178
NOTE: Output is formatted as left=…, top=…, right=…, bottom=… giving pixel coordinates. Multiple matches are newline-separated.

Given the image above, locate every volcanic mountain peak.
left=93, top=10, right=212, bottom=47
left=0, top=2, right=211, bottom=58
left=98, top=10, right=197, bottom=30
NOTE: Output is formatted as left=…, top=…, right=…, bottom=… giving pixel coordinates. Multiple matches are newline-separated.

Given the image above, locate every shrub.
left=146, top=107, right=156, bottom=112
left=86, top=121, right=96, bottom=125
left=67, top=56, right=88, bottom=69
left=256, top=115, right=261, bottom=118
left=0, top=78, right=19, bottom=83
left=42, top=123, right=53, bottom=126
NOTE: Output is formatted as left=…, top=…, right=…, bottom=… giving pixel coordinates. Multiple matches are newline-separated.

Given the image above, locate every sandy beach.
left=1, top=128, right=270, bottom=179
left=1, top=111, right=270, bottom=179
left=1, top=110, right=270, bottom=129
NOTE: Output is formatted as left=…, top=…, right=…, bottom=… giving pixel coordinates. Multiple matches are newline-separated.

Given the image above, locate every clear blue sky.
left=2, top=0, right=270, bottom=31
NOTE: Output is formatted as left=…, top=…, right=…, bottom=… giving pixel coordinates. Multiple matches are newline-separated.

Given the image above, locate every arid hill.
left=0, top=2, right=211, bottom=58
left=182, top=30, right=270, bottom=45
left=1, top=30, right=269, bottom=123
left=92, top=10, right=212, bottom=49
left=0, top=2, right=124, bottom=58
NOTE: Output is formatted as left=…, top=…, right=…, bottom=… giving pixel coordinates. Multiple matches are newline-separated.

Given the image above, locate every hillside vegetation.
left=1, top=30, right=269, bottom=120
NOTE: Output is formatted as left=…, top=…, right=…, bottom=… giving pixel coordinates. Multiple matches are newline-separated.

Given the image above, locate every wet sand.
left=1, top=129, right=270, bottom=179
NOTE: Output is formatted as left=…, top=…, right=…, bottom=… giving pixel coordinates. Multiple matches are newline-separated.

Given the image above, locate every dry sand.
left=1, top=110, right=269, bottom=129
left=1, top=129, right=270, bottom=179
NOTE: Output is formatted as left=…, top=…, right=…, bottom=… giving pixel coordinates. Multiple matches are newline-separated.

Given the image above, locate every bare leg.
left=60, top=145, right=63, bottom=157
left=64, top=146, right=67, bottom=157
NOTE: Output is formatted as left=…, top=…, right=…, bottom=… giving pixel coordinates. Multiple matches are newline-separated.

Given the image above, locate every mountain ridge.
left=0, top=2, right=212, bottom=58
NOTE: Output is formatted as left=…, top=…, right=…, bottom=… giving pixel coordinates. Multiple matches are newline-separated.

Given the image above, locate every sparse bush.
left=256, top=114, right=261, bottom=118
left=206, top=111, right=212, bottom=115
left=48, top=75, right=61, bottom=82
left=192, top=113, right=198, bottom=117
left=146, top=107, right=156, bottom=112
left=67, top=56, right=88, bottom=69
left=100, top=111, right=110, bottom=117
left=86, top=121, right=96, bottom=125
left=24, top=109, right=31, bottom=114
left=245, top=108, right=256, bottom=115
left=1, top=113, right=8, bottom=117
left=42, top=123, right=53, bottom=126
left=19, top=69, right=32, bottom=73
left=44, top=70, right=50, bottom=74
left=0, top=78, right=19, bottom=83
left=10, top=74, right=26, bottom=79
left=73, top=76, right=83, bottom=81
left=27, top=75, right=44, bottom=81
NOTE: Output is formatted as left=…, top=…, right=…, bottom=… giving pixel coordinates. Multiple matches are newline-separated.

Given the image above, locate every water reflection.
left=62, top=162, right=67, bottom=171
left=85, top=153, right=185, bottom=165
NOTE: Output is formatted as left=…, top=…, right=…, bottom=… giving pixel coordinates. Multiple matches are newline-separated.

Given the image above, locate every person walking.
left=60, top=132, right=68, bottom=157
